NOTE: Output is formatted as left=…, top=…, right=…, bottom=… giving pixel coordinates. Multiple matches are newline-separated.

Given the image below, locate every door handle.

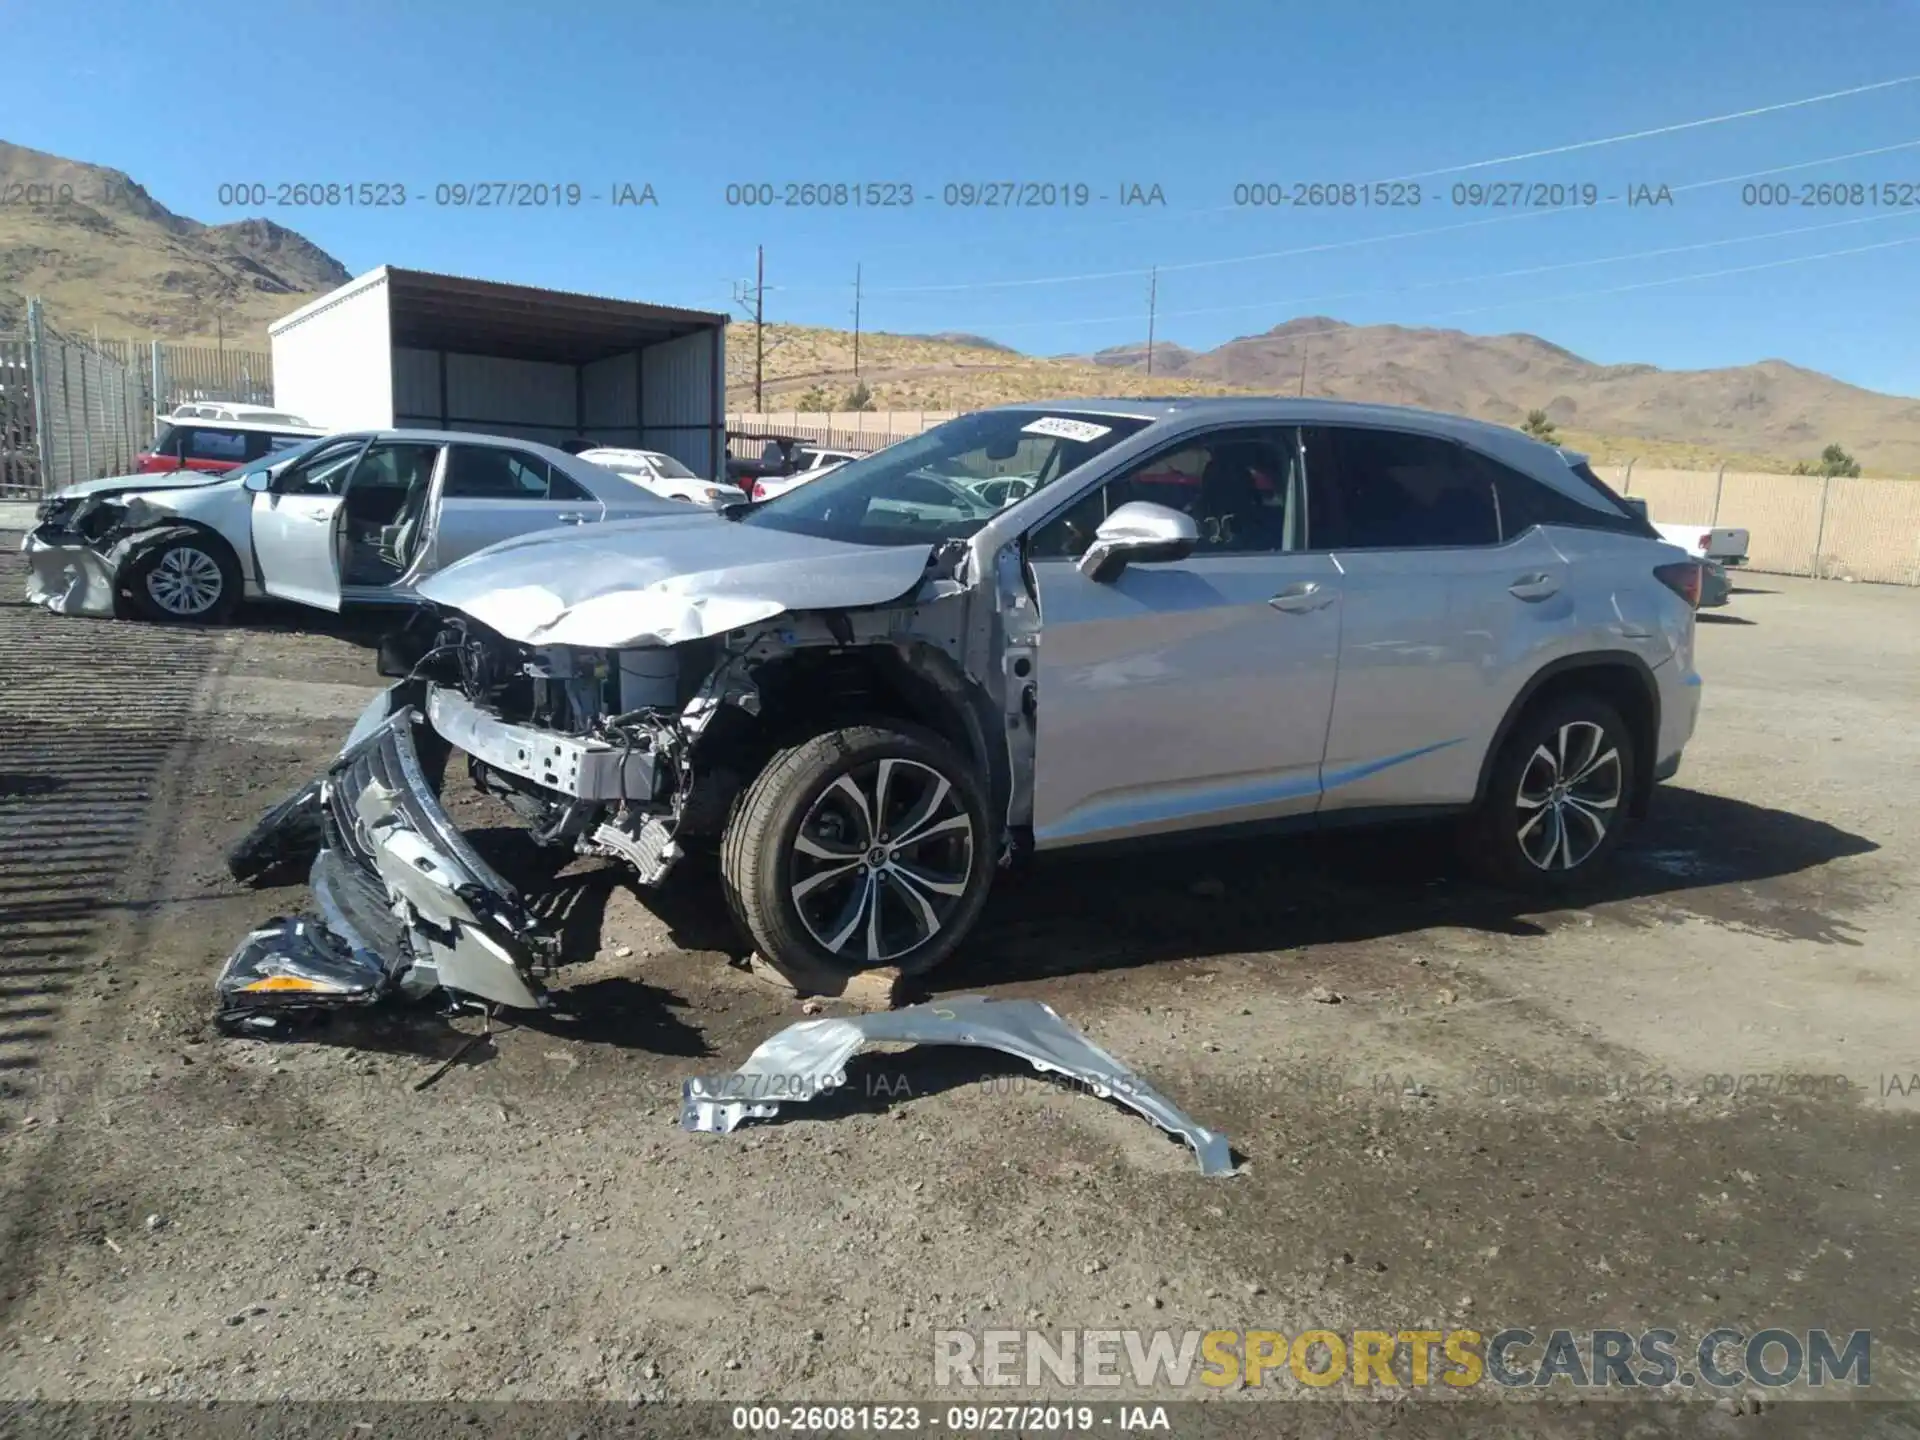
left=1508, top=572, right=1559, bottom=601
left=1269, top=581, right=1337, bottom=613
left=554, top=511, right=591, bottom=524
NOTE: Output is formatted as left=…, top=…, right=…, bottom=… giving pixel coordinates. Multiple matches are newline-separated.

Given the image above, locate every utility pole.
left=1297, top=332, right=1309, bottom=397
left=1145, top=266, right=1157, bottom=377
left=852, top=262, right=862, bottom=377
left=216, top=313, right=224, bottom=360
left=754, top=244, right=764, bottom=412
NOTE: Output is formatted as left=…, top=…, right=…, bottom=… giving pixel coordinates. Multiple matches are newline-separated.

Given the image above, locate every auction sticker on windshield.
left=1021, top=416, right=1114, bottom=443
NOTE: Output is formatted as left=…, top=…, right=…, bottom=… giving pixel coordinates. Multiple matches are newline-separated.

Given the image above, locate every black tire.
left=123, top=531, right=241, bottom=624
left=1467, top=694, right=1636, bottom=893
left=720, top=723, right=993, bottom=994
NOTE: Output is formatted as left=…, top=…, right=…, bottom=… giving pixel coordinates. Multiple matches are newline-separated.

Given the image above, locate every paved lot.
left=2, top=544, right=1917, bottom=1429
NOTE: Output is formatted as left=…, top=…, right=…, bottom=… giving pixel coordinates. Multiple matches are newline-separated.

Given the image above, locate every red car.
left=137, top=419, right=325, bottom=475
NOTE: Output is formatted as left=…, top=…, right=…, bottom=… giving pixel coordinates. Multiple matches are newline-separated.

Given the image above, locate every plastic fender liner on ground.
left=680, top=995, right=1236, bottom=1176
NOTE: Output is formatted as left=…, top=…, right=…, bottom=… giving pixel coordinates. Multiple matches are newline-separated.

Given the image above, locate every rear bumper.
left=1699, top=561, right=1732, bottom=608
left=1653, top=662, right=1702, bottom=780
left=217, top=699, right=558, bottom=1027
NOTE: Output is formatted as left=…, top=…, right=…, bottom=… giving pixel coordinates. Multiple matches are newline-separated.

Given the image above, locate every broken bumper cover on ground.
left=681, top=996, right=1236, bottom=1176
left=217, top=701, right=558, bottom=1030
left=21, top=528, right=121, bottom=617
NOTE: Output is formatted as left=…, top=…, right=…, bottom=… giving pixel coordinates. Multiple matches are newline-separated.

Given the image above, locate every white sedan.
left=748, top=446, right=868, bottom=501
left=576, top=447, right=741, bottom=507
left=24, top=430, right=691, bottom=623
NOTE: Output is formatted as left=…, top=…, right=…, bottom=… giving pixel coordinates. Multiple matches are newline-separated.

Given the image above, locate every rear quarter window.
left=1468, top=451, right=1655, bottom=539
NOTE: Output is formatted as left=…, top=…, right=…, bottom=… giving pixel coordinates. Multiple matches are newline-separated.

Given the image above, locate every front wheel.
left=124, top=533, right=240, bottom=624
left=1466, top=695, right=1635, bottom=892
left=720, top=723, right=994, bottom=994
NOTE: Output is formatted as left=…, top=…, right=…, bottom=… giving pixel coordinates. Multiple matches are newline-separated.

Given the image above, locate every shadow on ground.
left=599, top=783, right=1875, bottom=996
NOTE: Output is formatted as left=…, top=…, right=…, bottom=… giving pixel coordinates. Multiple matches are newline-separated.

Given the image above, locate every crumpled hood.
left=415, top=510, right=936, bottom=648
left=52, top=470, right=235, bottom=503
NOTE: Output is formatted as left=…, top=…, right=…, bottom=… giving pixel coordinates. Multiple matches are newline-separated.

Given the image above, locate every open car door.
left=250, top=436, right=369, bottom=612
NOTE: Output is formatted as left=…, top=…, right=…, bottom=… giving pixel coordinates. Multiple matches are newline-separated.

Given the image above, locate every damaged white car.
left=24, top=430, right=681, bottom=624
left=219, top=398, right=1703, bottom=1025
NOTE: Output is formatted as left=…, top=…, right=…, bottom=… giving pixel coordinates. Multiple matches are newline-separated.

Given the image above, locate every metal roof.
left=273, top=266, right=729, bottom=365
left=384, top=267, right=727, bottom=363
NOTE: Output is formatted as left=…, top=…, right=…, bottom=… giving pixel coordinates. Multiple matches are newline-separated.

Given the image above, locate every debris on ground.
left=679, top=995, right=1235, bottom=1176
left=841, top=966, right=905, bottom=1012
left=1307, top=985, right=1344, bottom=1005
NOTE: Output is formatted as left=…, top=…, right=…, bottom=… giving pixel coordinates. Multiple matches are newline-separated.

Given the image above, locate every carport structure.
left=270, top=266, right=729, bottom=477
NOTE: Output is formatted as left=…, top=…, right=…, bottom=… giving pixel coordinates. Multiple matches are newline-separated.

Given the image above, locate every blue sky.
left=12, top=0, right=1920, bottom=393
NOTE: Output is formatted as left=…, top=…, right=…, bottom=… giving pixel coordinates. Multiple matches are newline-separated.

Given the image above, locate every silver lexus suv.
left=220, top=398, right=1703, bottom=1020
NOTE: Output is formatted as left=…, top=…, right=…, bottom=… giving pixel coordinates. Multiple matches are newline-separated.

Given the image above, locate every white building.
left=270, top=266, right=729, bottom=477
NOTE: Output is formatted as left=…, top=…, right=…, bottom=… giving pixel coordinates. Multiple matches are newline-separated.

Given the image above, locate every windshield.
left=738, top=409, right=1152, bottom=545
left=648, top=452, right=698, bottom=479
left=230, top=437, right=325, bottom=478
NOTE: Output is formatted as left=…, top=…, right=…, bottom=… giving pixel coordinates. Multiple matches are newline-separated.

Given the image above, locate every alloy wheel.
left=145, top=545, right=224, bottom=616
left=788, top=757, right=975, bottom=964
left=1515, top=720, right=1622, bottom=871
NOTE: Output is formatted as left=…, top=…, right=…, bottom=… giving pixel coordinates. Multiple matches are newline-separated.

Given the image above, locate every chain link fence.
left=0, top=300, right=278, bottom=499
left=1601, top=463, right=1920, bottom=586
left=0, top=331, right=36, bottom=497
left=0, top=300, right=145, bottom=499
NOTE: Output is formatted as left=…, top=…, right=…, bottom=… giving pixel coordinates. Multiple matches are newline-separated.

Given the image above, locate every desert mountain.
left=1084, top=317, right=1920, bottom=475
left=0, top=139, right=349, bottom=342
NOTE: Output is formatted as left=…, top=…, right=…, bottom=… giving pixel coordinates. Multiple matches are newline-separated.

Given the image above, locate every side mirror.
left=1076, top=500, right=1199, bottom=582
left=1620, top=496, right=1650, bottom=522
left=242, top=470, right=272, bottom=493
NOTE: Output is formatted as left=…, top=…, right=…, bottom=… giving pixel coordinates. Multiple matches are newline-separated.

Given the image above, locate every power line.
left=1385, top=72, right=1920, bottom=181
left=1434, top=229, right=1920, bottom=317
left=945, top=207, right=1920, bottom=335
left=1184, top=229, right=1920, bottom=354
left=863, top=132, right=1920, bottom=297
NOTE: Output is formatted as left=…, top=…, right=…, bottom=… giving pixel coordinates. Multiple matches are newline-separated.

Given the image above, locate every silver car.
left=220, top=398, right=1704, bottom=1020
left=23, top=429, right=682, bottom=623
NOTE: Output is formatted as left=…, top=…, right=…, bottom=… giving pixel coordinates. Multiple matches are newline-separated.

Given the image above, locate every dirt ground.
left=3, top=542, right=1918, bottom=1431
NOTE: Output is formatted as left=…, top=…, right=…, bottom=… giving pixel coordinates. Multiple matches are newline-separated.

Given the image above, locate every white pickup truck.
left=1617, top=496, right=1748, bottom=607
left=1653, top=522, right=1748, bottom=608
left=1653, top=521, right=1749, bottom=568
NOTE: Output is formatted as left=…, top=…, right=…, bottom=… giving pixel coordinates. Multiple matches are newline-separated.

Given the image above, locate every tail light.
left=1655, top=560, right=1703, bottom=608
left=1697, top=532, right=1713, bottom=551
left=750, top=480, right=766, bottom=501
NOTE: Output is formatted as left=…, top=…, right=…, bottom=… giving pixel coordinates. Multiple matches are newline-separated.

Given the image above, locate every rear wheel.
left=125, top=533, right=241, bottom=624
left=1467, top=694, right=1635, bottom=892
left=720, top=723, right=993, bottom=994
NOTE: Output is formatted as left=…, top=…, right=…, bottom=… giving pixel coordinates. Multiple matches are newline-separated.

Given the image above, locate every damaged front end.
left=24, top=489, right=205, bottom=617
left=216, top=691, right=559, bottom=1032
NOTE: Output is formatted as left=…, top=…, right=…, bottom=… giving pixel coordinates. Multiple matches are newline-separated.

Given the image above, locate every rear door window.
left=547, top=462, right=594, bottom=502
left=445, top=445, right=556, bottom=499
left=1314, top=427, right=1500, bottom=549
